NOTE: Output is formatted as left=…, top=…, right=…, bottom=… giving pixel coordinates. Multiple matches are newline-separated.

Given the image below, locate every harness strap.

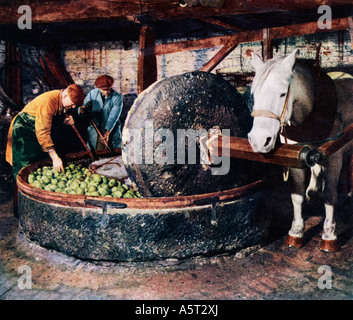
left=251, top=110, right=279, bottom=121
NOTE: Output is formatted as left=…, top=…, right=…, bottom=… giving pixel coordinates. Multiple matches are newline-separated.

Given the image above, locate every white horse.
left=248, top=49, right=353, bottom=252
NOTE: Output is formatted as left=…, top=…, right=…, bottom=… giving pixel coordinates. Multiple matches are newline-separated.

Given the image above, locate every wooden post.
left=40, top=48, right=74, bottom=88
left=344, top=17, right=353, bottom=194
left=262, top=28, right=273, bottom=61
left=200, top=41, right=238, bottom=72
left=5, top=42, right=22, bottom=107
left=137, top=26, right=157, bottom=94
left=348, top=17, right=353, bottom=50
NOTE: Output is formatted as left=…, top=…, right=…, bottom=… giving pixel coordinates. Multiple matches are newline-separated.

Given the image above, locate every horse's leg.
left=305, top=164, right=323, bottom=202
left=320, top=153, right=342, bottom=252
left=285, top=167, right=307, bottom=248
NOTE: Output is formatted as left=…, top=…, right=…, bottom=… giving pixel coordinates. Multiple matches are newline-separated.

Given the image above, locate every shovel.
left=66, top=114, right=96, bottom=160
left=90, top=119, right=113, bottom=153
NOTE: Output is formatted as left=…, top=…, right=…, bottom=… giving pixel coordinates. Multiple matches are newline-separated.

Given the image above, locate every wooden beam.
left=348, top=16, right=353, bottom=49
left=155, top=16, right=351, bottom=56
left=270, top=16, right=349, bottom=39
left=200, top=41, right=238, bottom=72
left=0, top=0, right=351, bottom=24
left=39, top=49, right=74, bottom=89
left=155, top=29, right=263, bottom=55
left=208, top=123, right=353, bottom=169
left=198, top=17, right=247, bottom=32
left=212, top=136, right=308, bottom=168
left=137, top=26, right=157, bottom=94
left=262, top=28, right=273, bottom=61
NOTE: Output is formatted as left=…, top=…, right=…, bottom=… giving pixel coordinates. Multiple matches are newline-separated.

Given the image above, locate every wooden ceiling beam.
left=155, top=30, right=263, bottom=55
left=270, top=15, right=350, bottom=39
left=197, top=17, right=247, bottom=32
left=155, top=16, right=351, bottom=56
left=0, top=0, right=352, bottom=24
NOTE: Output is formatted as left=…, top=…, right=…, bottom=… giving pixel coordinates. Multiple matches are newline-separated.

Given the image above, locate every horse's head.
left=248, top=49, right=299, bottom=153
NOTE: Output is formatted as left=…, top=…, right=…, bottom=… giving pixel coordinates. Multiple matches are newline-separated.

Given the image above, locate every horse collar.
left=251, top=84, right=291, bottom=134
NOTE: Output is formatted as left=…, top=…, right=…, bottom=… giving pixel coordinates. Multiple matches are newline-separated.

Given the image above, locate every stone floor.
left=1, top=193, right=353, bottom=301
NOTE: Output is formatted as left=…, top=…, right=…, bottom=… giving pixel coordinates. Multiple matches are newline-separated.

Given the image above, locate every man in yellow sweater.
left=6, top=84, right=85, bottom=180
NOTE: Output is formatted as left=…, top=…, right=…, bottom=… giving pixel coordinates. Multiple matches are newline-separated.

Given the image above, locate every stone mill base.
left=17, top=181, right=292, bottom=262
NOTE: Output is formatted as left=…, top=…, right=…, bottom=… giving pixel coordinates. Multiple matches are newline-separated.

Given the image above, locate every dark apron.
left=11, top=112, right=48, bottom=180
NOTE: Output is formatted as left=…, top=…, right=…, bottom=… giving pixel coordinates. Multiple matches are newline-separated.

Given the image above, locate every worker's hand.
left=103, top=130, right=110, bottom=142
left=52, top=157, right=64, bottom=172
left=48, top=149, right=64, bottom=172
left=79, top=106, right=87, bottom=115
left=63, top=115, right=74, bottom=126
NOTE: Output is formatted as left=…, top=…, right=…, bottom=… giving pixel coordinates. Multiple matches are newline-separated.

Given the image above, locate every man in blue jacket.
left=80, top=75, right=123, bottom=150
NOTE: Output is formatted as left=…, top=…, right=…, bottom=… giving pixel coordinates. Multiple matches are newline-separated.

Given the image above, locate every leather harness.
left=251, top=84, right=291, bottom=136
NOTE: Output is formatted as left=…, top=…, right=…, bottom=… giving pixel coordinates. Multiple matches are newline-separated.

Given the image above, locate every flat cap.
left=95, top=75, right=114, bottom=89
left=67, top=84, right=85, bottom=106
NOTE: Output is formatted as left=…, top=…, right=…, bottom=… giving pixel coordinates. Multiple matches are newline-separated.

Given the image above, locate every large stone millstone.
left=122, top=71, right=262, bottom=197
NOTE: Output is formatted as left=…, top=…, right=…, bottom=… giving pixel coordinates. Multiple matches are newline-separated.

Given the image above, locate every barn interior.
left=1, top=0, right=353, bottom=301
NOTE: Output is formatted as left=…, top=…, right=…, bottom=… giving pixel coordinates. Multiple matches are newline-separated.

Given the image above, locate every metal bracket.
left=193, top=196, right=220, bottom=226
left=210, top=201, right=219, bottom=226
left=84, top=199, right=127, bottom=229
left=299, top=147, right=326, bottom=167
left=84, top=199, right=127, bottom=214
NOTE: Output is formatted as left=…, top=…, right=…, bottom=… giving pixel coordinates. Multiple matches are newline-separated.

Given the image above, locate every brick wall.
left=61, top=41, right=139, bottom=95
left=61, top=29, right=353, bottom=97
left=0, top=30, right=353, bottom=104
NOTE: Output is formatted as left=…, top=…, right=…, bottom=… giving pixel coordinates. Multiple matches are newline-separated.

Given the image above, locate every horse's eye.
left=280, top=93, right=286, bottom=98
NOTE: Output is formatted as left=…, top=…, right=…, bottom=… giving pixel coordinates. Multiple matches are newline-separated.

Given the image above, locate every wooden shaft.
left=70, top=123, right=96, bottom=160
left=215, top=136, right=307, bottom=168
left=212, top=123, right=353, bottom=168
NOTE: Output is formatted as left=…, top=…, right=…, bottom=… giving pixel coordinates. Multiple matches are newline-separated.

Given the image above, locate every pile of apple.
left=27, top=163, right=142, bottom=198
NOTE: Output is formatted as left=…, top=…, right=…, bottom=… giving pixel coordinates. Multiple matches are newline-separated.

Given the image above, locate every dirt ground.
left=1, top=190, right=353, bottom=301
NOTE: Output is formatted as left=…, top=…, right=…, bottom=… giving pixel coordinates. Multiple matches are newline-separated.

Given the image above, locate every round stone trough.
left=16, top=149, right=287, bottom=262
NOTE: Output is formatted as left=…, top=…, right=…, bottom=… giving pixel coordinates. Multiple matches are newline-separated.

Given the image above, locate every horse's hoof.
left=319, top=239, right=340, bottom=253
left=285, top=235, right=303, bottom=248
